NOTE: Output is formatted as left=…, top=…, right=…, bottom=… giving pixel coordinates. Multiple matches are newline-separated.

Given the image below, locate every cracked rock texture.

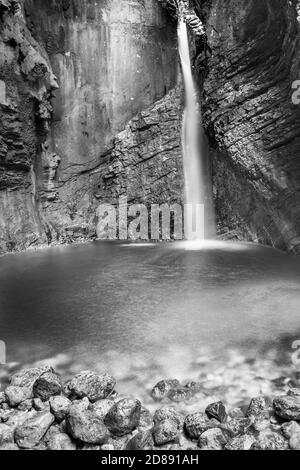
left=0, top=0, right=180, bottom=252
left=1, top=0, right=300, bottom=253
left=194, top=0, right=300, bottom=252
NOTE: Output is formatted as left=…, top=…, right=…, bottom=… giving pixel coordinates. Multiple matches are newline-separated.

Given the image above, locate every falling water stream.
left=178, top=19, right=213, bottom=241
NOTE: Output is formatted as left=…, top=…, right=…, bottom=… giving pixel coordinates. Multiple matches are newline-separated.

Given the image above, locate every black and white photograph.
left=1, top=0, right=300, bottom=455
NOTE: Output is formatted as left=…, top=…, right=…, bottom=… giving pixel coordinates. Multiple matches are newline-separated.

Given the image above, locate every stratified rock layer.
left=195, top=0, right=300, bottom=252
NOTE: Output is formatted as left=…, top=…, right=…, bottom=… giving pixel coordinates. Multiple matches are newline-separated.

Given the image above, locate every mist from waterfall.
left=178, top=19, right=214, bottom=241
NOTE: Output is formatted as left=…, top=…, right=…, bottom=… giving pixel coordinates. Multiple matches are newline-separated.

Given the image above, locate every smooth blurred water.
left=0, top=240, right=300, bottom=373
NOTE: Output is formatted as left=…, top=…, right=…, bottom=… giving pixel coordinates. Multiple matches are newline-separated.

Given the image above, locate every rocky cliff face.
left=1, top=0, right=300, bottom=253
left=193, top=0, right=300, bottom=252
left=0, top=0, right=58, bottom=252
left=0, top=0, right=180, bottom=252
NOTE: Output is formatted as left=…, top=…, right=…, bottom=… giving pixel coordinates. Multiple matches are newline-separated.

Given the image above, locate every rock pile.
left=1, top=367, right=300, bottom=450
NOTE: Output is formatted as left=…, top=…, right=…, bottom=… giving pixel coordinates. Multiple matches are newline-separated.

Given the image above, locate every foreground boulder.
left=184, top=412, right=219, bottom=439
left=49, top=396, right=71, bottom=423
left=15, top=411, right=54, bottom=449
left=104, top=399, right=141, bottom=436
left=66, top=405, right=109, bottom=444
left=199, top=428, right=228, bottom=450
left=152, top=419, right=179, bottom=446
left=273, top=393, right=300, bottom=421
left=5, top=386, right=31, bottom=407
left=205, top=402, right=227, bottom=423
left=33, top=371, right=62, bottom=401
left=10, top=367, right=54, bottom=393
left=64, top=371, right=116, bottom=402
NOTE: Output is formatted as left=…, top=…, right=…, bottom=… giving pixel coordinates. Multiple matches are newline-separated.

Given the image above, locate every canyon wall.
left=193, top=0, right=300, bottom=252
left=0, top=0, right=181, bottom=252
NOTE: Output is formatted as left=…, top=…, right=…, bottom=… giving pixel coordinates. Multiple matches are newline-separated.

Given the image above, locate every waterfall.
left=178, top=19, right=213, bottom=241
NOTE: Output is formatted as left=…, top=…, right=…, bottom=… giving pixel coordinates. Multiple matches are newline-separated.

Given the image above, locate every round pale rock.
left=246, top=396, right=269, bottom=420
left=46, top=432, right=76, bottom=450
left=0, top=423, right=14, bottom=445
left=92, top=399, right=114, bottom=419
left=205, top=401, right=227, bottom=423
left=49, top=396, right=71, bottom=423
left=15, top=411, right=55, bottom=449
left=33, top=371, right=62, bottom=401
left=64, top=371, right=116, bottom=402
left=151, top=379, right=180, bottom=401
left=225, top=434, right=256, bottom=450
left=281, top=421, right=300, bottom=439
left=252, top=431, right=288, bottom=450
left=273, top=395, right=300, bottom=421
left=153, top=407, right=183, bottom=428
left=152, top=419, right=179, bottom=446
left=10, top=367, right=54, bottom=392
left=66, top=405, right=109, bottom=444
left=5, top=386, right=31, bottom=407
left=199, top=428, right=228, bottom=450
left=104, top=398, right=141, bottom=436
left=184, top=412, right=219, bottom=439
left=126, top=431, right=154, bottom=450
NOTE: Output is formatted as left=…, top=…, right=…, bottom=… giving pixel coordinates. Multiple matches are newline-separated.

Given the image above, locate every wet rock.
left=112, top=435, right=132, bottom=450
left=151, top=379, right=180, bottom=401
left=184, top=412, right=219, bottom=439
left=289, top=429, right=300, bottom=450
left=126, top=430, right=154, bottom=450
left=224, top=417, right=253, bottom=437
left=6, top=409, right=36, bottom=429
left=246, top=397, right=269, bottom=420
left=18, top=399, right=33, bottom=412
left=273, top=394, right=300, bottom=421
left=225, top=434, right=256, bottom=450
left=5, top=386, right=31, bottom=407
left=92, top=399, right=114, bottom=419
left=11, top=367, right=54, bottom=393
left=33, top=398, right=50, bottom=412
left=139, top=407, right=153, bottom=429
left=198, top=428, right=228, bottom=450
left=15, top=411, right=55, bottom=449
left=64, top=371, right=116, bottom=402
left=33, top=371, right=62, bottom=401
left=281, top=421, right=300, bottom=439
left=205, top=402, right=227, bottom=423
left=66, top=405, right=109, bottom=444
left=168, top=387, right=194, bottom=403
left=153, top=419, right=179, bottom=446
left=49, top=396, right=71, bottom=423
left=252, top=431, right=288, bottom=450
left=101, top=441, right=115, bottom=450
left=0, top=423, right=14, bottom=445
left=153, top=407, right=183, bottom=428
left=71, top=397, right=90, bottom=411
left=105, top=399, right=141, bottom=436
left=46, top=432, right=77, bottom=450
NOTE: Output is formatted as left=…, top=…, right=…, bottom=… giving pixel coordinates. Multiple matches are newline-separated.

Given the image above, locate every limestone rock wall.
left=0, top=0, right=58, bottom=252
left=194, top=0, right=300, bottom=252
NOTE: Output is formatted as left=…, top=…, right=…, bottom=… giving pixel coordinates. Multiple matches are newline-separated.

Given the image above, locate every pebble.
left=104, top=398, right=141, bottom=436
left=64, top=371, right=116, bottom=402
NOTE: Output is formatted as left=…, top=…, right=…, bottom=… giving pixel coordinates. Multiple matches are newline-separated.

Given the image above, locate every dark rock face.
left=0, top=0, right=180, bottom=253
left=194, top=0, right=300, bottom=252
left=0, top=0, right=57, bottom=253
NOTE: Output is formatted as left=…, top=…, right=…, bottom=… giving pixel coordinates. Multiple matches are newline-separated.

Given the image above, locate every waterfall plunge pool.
left=0, top=240, right=300, bottom=407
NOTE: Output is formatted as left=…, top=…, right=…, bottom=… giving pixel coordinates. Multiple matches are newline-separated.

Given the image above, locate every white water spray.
left=178, top=19, right=211, bottom=241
